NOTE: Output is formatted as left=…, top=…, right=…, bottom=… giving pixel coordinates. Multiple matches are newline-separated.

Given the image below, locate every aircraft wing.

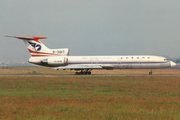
left=52, top=64, right=103, bottom=70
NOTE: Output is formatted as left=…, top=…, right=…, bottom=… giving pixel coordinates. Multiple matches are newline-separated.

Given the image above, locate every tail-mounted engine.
left=41, top=57, right=68, bottom=66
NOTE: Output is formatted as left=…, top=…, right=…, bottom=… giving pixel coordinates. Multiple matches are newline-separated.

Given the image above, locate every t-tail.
left=4, top=35, right=69, bottom=57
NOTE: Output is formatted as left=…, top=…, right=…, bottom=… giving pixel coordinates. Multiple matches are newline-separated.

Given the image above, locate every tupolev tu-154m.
left=5, top=35, right=176, bottom=75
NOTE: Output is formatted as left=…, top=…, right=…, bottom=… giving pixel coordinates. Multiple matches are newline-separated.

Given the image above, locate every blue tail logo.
left=28, top=42, right=41, bottom=51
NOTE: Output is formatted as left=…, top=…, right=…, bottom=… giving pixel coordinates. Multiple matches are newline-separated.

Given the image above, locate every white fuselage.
left=29, top=55, right=175, bottom=69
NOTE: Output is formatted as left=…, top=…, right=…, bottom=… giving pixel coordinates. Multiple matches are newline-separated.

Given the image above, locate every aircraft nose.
left=170, top=61, right=176, bottom=67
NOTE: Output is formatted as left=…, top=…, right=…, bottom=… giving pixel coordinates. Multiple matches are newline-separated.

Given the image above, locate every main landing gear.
left=75, top=69, right=92, bottom=75
left=149, top=69, right=152, bottom=75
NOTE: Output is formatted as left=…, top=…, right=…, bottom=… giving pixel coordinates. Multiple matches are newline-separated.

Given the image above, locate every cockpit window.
left=164, top=59, right=169, bottom=61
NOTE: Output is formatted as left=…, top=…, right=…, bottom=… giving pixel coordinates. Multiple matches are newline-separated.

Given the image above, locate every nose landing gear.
left=149, top=69, right=152, bottom=75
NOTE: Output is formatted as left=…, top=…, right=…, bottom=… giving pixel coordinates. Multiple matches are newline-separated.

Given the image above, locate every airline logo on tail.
left=28, top=41, right=42, bottom=51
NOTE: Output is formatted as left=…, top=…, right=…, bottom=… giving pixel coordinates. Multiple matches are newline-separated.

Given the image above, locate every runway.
left=1, top=74, right=180, bottom=76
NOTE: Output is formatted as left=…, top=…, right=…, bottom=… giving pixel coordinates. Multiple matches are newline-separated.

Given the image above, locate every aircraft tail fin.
left=5, top=35, right=69, bottom=57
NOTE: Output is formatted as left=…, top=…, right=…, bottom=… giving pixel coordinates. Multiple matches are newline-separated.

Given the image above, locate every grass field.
left=0, top=75, right=180, bottom=120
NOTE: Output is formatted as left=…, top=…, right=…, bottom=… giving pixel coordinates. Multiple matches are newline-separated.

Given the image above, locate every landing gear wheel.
left=75, top=69, right=92, bottom=75
left=88, top=71, right=91, bottom=75
left=149, top=72, right=152, bottom=75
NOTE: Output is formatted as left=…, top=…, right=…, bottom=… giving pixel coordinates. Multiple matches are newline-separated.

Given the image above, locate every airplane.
left=5, top=35, right=176, bottom=75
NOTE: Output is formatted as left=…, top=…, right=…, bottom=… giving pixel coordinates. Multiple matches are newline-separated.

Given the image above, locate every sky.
left=1, top=0, right=180, bottom=63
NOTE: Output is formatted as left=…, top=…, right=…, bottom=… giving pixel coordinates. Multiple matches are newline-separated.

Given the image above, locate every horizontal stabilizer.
left=4, top=35, right=47, bottom=40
